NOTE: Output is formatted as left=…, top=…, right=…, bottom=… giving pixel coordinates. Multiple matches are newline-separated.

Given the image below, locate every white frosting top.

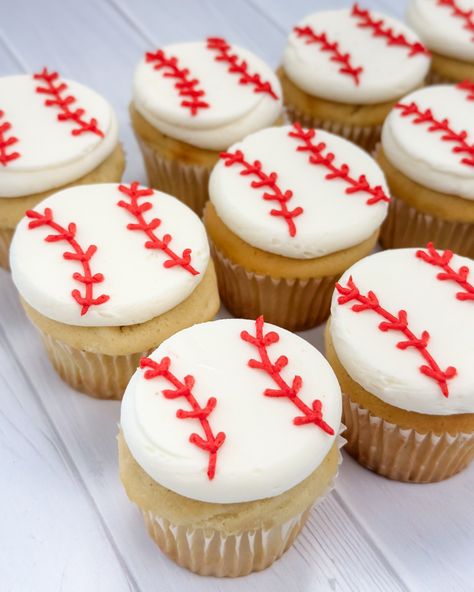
left=407, top=0, right=474, bottom=62
left=0, top=74, right=118, bottom=198
left=121, top=318, right=342, bottom=503
left=382, top=85, right=474, bottom=199
left=10, top=183, right=209, bottom=327
left=209, top=125, right=389, bottom=259
left=282, top=7, right=430, bottom=105
left=330, top=248, right=474, bottom=415
left=133, top=40, right=282, bottom=150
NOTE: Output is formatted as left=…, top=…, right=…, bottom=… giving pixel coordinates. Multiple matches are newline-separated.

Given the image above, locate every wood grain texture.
left=0, top=1, right=472, bottom=591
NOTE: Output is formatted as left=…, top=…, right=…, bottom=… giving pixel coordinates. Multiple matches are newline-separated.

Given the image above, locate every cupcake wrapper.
left=41, top=332, right=149, bottom=400
left=380, top=193, right=474, bottom=258
left=0, top=226, right=13, bottom=271
left=211, top=243, right=338, bottom=331
left=135, top=135, right=212, bottom=216
left=285, top=105, right=381, bottom=152
left=426, top=70, right=457, bottom=85
left=140, top=431, right=345, bottom=577
left=343, top=393, right=474, bottom=483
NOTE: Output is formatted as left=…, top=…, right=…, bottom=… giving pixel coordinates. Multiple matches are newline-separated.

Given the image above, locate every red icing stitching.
left=335, top=277, right=457, bottom=397
left=33, top=68, right=104, bottom=137
left=206, top=37, right=279, bottom=100
left=145, top=50, right=209, bottom=116
left=351, top=3, right=430, bottom=57
left=416, top=242, right=474, bottom=302
left=395, top=102, right=474, bottom=167
left=293, top=25, right=363, bottom=86
left=25, top=208, right=109, bottom=315
left=140, top=356, right=226, bottom=480
left=458, top=80, right=474, bottom=101
left=437, top=0, right=474, bottom=41
left=219, top=150, right=303, bottom=237
left=117, top=182, right=199, bottom=276
left=240, top=316, right=335, bottom=434
left=0, top=110, right=20, bottom=166
left=289, top=123, right=390, bottom=205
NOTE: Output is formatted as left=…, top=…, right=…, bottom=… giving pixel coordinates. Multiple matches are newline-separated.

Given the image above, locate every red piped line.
left=240, top=316, right=335, bottom=434
left=351, top=3, right=430, bottom=57
left=0, top=110, right=20, bottom=166
left=140, top=356, right=226, bottom=480
left=289, top=123, right=390, bottom=205
left=146, top=49, right=209, bottom=116
left=117, top=182, right=199, bottom=276
left=458, top=80, right=474, bottom=101
left=293, top=25, right=363, bottom=86
left=206, top=37, right=279, bottom=100
left=335, top=277, right=457, bottom=397
left=437, top=0, right=474, bottom=41
left=33, top=68, right=104, bottom=137
left=219, top=150, right=303, bottom=237
left=25, top=208, right=109, bottom=316
left=416, top=242, right=474, bottom=302
left=395, top=101, right=474, bottom=167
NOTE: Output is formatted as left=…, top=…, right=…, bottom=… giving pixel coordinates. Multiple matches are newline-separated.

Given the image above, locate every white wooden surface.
left=0, top=1, right=472, bottom=590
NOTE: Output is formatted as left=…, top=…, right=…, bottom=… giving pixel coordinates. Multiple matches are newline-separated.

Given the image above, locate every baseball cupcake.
left=378, top=83, right=474, bottom=257
left=119, top=317, right=342, bottom=577
left=278, top=4, right=431, bottom=151
left=0, top=70, right=124, bottom=270
left=10, top=183, right=219, bottom=399
left=204, top=124, right=389, bottom=330
left=131, top=38, right=283, bottom=215
left=407, top=0, right=474, bottom=84
left=326, top=246, right=474, bottom=483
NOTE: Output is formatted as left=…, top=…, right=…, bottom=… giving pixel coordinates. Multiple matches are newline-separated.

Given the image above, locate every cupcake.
left=278, top=4, right=431, bottom=151
left=204, top=123, right=389, bottom=331
left=131, top=38, right=283, bottom=216
left=119, top=316, right=342, bottom=577
left=0, top=69, right=125, bottom=270
left=407, top=0, right=474, bottom=84
left=10, top=182, right=219, bottom=399
left=326, top=245, right=474, bottom=483
left=377, top=83, right=474, bottom=257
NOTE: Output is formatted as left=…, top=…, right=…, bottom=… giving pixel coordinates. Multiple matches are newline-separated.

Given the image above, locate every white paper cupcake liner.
left=140, top=431, right=345, bottom=577
left=343, top=394, right=474, bottom=483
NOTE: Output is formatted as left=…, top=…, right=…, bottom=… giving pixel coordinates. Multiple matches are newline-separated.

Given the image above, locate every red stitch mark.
left=139, top=356, right=226, bottom=479
left=437, top=0, right=474, bottom=41
left=294, top=25, right=363, bottom=85
left=117, top=182, right=199, bottom=276
left=458, top=80, right=474, bottom=101
left=206, top=37, right=279, bottom=100
left=33, top=68, right=104, bottom=138
left=146, top=50, right=209, bottom=116
left=0, top=110, right=20, bottom=166
left=395, top=101, right=474, bottom=167
left=240, top=316, right=335, bottom=434
left=219, top=150, right=303, bottom=237
left=289, top=123, right=390, bottom=205
left=25, top=208, right=109, bottom=315
left=335, top=277, right=457, bottom=397
left=351, top=3, right=430, bottom=57
left=416, top=242, right=474, bottom=302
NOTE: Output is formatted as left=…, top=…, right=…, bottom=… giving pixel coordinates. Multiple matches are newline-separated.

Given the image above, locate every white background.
left=0, top=1, right=473, bottom=591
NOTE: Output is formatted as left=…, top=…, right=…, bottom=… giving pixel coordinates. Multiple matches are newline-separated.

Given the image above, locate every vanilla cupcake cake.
left=131, top=37, right=283, bottom=214
left=326, top=245, right=474, bottom=482
left=407, top=0, right=474, bottom=83
left=279, top=4, right=431, bottom=151
left=10, top=183, right=219, bottom=399
left=204, top=124, right=389, bottom=330
left=0, top=70, right=124, bottom=269
left=119, top=317, right=342, bottom=577
left=378, top=83, right=474, bottom=257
